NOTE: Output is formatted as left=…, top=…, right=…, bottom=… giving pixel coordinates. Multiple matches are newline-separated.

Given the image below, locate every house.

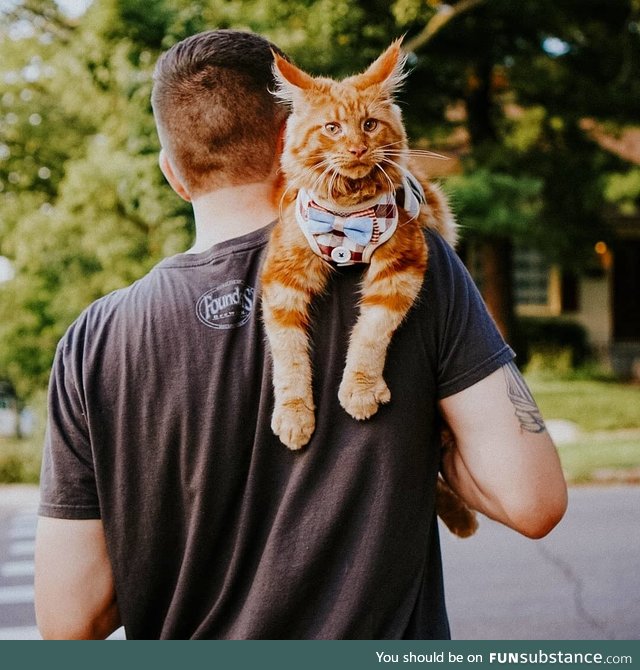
left=508, top=223, right=640, bottom=379
left=418, top=139, right=640, bottom=380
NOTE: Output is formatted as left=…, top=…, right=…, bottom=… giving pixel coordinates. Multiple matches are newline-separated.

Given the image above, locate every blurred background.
left=0, top=0, right=639, bottom=485
left=0, top=0, right=639, bottom=642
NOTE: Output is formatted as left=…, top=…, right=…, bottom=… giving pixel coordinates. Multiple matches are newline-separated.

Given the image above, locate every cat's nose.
left=348, top=145, right=368, bottom=158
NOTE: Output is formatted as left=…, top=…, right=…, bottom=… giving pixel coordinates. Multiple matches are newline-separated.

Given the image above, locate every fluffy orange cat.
left=261, top=41, right=476, bottom=537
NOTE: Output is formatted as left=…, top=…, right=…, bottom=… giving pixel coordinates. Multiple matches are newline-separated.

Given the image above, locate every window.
left=513, top=246, right=564, bottom=316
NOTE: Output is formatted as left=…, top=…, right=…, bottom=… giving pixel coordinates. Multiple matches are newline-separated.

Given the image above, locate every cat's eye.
left=324, top=122, right=342, bottom=136
left=363, top=118, right=378, bottom=132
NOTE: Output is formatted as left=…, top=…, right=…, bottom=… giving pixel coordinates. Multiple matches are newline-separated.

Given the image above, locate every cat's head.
left=273, top=40, right=409, bottom=206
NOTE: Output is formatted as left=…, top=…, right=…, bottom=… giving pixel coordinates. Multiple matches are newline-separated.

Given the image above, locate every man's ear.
left=159, top=150, right=191, bottom=202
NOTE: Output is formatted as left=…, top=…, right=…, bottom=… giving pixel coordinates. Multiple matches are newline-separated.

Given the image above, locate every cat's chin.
left=338, top=164, right=375, bottom=180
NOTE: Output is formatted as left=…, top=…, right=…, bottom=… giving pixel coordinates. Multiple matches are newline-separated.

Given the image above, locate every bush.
left=0, top=439, right=41, bottom=483
left=517, top=318, right=591, bottom=371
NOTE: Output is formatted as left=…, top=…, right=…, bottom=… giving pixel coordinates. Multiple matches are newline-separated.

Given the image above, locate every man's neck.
left=187, top=180, right=280, bottom=253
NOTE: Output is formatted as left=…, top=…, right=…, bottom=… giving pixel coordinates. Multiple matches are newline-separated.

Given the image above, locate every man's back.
left=40, top=224, right=513, bottom=639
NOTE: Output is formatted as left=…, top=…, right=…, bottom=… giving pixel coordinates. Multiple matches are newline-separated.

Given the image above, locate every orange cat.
left=261, top=41, right=476, bottom=536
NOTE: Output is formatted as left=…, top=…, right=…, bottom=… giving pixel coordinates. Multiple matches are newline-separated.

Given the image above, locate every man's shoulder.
left=424, top=227, right=459, bottom=267
left=421, top=228, right=469, bottom=296
left=60, top=269, right=163, bottom=349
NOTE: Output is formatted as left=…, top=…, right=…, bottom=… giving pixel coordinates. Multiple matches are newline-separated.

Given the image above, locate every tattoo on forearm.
left=503, top=361, right=546, bottom=434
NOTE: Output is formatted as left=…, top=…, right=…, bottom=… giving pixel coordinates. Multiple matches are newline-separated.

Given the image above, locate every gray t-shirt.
left=39, top=224, right=514, bottom=639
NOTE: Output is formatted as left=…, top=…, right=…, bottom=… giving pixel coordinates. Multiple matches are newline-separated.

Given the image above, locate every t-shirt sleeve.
left=39, top=318, right=101, bottom=519
left=426, top=232, right=515, bottom=399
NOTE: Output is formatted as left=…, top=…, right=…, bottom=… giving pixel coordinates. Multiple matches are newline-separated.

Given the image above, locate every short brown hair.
left=151, top=30, right=289, bottom=194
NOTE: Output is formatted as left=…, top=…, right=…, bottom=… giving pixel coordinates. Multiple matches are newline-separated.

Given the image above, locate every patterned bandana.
left=295, top=170, right=425, bottom=266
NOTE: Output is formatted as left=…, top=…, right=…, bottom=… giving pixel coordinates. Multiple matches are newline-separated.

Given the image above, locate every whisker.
left=329, top=169, right=339, bottom=201
left=376, top=163, right=396, bottom=196
left=386, top=149, right=450, bottom=160
left=380, top=157, right=409, bottom=175
left=376, top=139, right=408, bottom=150
left=382, top=157, right=413, bottom=176
left=379, top=159, right=424, bottom=227
left=310, top=164, right=333, bottom=195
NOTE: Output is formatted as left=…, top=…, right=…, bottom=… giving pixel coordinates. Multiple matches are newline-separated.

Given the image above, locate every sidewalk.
left=441, top=485, right=640, bottom=640
left=0, top=485, right=39, bottom=516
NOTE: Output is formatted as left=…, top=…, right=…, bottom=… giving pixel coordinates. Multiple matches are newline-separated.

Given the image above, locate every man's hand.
left=35, top=517, right=121, bottom=639
left=439, top=361, right=567, bottom=538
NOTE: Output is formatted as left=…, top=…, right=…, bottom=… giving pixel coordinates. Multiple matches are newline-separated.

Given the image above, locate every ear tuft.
left=356, top=38, right=408, bottom=95
left=271, top=51, right=315, bottom=105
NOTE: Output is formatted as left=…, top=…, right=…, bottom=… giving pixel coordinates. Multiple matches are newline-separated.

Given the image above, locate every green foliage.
left=0, top=444, right=41, bottom=484
left=0, top=391, right=46, bottom=484
left=1, top=0, right=639, bottom=399
left=0, top=0, right=191, bottom=398
left=605, top=167, right=640, bottom=215
left=518, top=317, right=591, bottom=370
left=445, top=169, right=543, bottom=240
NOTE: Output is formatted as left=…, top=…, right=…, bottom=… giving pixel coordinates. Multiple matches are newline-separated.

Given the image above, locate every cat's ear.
left=357, top=38, right=408, bottom=96
left=272, top=51, right=315, bottom=105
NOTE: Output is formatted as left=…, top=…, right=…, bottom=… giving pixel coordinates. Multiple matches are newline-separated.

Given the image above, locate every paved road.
left=0, top=486, right=39, bottom=639
left=0, top=485, right=638, bottom=640
left=441, top=485, right=640, bottom=640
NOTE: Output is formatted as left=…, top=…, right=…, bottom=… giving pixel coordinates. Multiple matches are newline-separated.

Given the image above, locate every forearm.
left=439, top=363, right=568, bottom=538
left=441, top=443, right=506, bottom=524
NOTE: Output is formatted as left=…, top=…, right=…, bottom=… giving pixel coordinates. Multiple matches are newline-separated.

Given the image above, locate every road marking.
left=8, top=526, right=36, bottom=540
left=0, top=585, right=34, bottom=605
left=0, top=561, right=34, bottom=578
left=10, top=512, right=37, bottom=523
left=0, top=626, right=40, bottom=640
left=9, top=540, right=35, bottom=557
left=9, top=517, right=37, bottom=531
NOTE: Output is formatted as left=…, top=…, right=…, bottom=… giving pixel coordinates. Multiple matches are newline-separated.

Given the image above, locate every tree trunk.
left=477, top=236, right=516, bottom=344
left=464, top=57, right=517, bottom=347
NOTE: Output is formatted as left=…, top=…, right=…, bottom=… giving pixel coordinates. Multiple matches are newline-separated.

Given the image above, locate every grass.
left=527, top=376, right=640, bottom=432
left=557, top=434, right=640, bottom=485
left=0, top=434, right=42, bottom=484
left=525, top=371, right=640, bottom=484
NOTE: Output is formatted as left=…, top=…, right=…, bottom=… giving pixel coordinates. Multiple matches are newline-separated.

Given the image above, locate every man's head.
left=151, top=29, right=289, bottom=198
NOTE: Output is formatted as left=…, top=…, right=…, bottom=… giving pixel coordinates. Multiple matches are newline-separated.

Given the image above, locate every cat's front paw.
left=338, top=372, right=391, bottom=420
left=272, top=399, right=315, bottom=450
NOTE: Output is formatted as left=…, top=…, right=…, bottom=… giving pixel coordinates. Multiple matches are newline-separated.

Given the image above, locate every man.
left=34, top=29, right=567, bottom=639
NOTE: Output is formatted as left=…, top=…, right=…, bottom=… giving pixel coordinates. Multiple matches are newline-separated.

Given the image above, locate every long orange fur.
left=261, top=41, right=476, bottom=537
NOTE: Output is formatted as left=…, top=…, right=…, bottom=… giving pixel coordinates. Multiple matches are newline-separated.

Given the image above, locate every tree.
left=1, top=0, right=639, bottom=398
left=0, top=0, right=191, bottom=397
left=389, top=0, right=640, bottom=341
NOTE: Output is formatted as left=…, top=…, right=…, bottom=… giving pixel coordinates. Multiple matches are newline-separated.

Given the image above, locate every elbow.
left=37, top=614, right=95, bottom=640
left=505, top=481, right=568, bottom=540
left=37, top=616, right=114, bottom=640
left=36, top=601, right=119, bottom=640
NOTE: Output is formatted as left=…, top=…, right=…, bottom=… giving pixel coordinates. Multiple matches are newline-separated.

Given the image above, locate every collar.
left=295, top=169, right=425, bottom=266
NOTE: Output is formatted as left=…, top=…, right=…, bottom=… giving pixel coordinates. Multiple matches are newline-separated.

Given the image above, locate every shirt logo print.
left=196, top=280, right=255, bottom=330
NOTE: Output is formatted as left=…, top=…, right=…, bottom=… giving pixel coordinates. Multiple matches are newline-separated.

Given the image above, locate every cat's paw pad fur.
left=338, top=373, right=391, bottom=420
left=272, top=400, right=315, bottom=450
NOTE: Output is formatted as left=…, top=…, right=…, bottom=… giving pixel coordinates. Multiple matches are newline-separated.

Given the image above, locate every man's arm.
left=35, top=517, right=121, bottom=639
left=439, top=361, right=567, bottom=539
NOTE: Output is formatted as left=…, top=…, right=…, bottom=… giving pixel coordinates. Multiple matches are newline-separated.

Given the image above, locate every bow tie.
left=306, top=202, right=376, bottom=246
